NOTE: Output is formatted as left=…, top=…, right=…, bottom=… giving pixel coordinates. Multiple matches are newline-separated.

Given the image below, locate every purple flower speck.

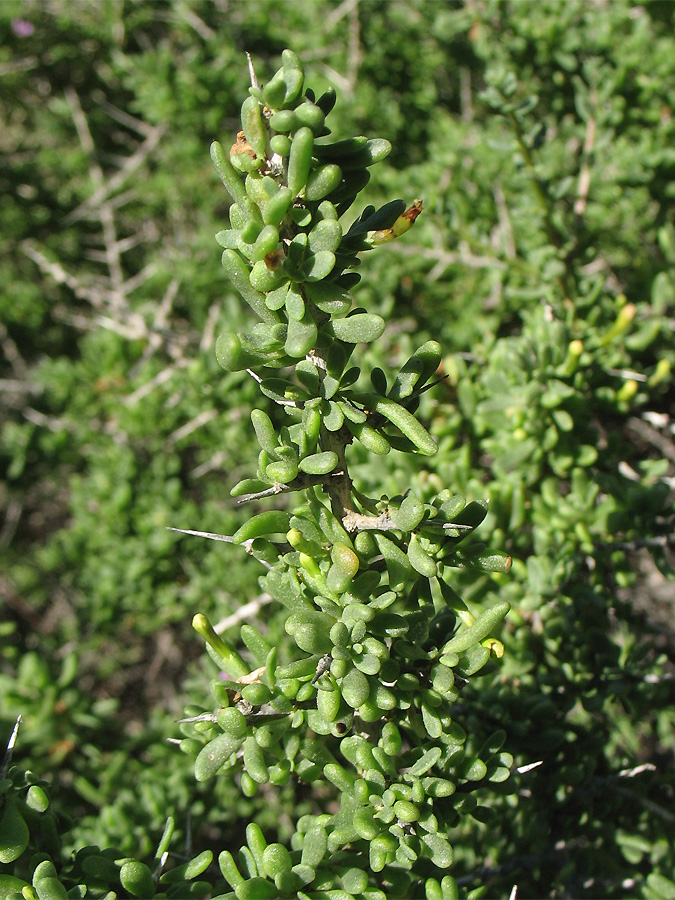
left=12, top=19, right=35, bottom=38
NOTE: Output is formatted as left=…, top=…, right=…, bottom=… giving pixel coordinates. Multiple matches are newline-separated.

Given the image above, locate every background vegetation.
left=1, top=1, right=674, bottom=897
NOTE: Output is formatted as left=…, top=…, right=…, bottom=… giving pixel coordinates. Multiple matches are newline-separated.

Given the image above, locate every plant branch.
left=63, top=121, right=167, bottom=227
left=574, top=102, right=597, bottom=219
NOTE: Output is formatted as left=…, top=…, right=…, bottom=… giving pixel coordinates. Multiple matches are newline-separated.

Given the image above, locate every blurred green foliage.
left=1, top=1, right=674, bottom=898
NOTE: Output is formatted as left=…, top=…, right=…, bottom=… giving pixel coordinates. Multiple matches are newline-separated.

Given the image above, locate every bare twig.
left=642, top=411, right=674, bottom=431
left=644, top=672, right=675, bottom=684
left=0, top=55, right=38, bottom=77
left=617, top=460, right=641, bottom=482
left=607, top=367, right=647, bottom=382
left=614, top=786, right=675, bottom=823
left=595, top=534, right=674, bottom=552
left=65, top=88, right=125, bottom=307
left=200, top=303, right=221, bottom=354
left=244, top=368, right=301, bottom=408
left=319, top=0, right=361, bottom=96
left=166, top=409, right=218, bottom=445
left=154, top=279, right=180, bottom=335
left=627, top=416, right=675, bottom=464
left=236, top=483, right=292, bottom=502
left=0, top=323, right=27, bottom=378
left=323, top=0, right=361, bottom=95
left=22, top=242, right=105, bottom=307
left=63, top=121, right=167, bottom=226
left=346, top=0, right=362, bottom=96
left=394, top=240, right=507, bottom=283
left=234, top=471, right=347, bottom=503
left=23, top=408, right=72, bottom=432
left=120, top=262, right=157, bottom=297
left=94, top=313, right=150, bottom=341
left=342, top=507, right=475, bottom=534
left=174, top=1, right=217, bottom=41
left=124, top=360, right=189, bottom=405
left=459, top=66, right=473, bottom=123
left=494, top=181, right=516, bottom=259
left=617, top=763, right=656, bottom=778
left=324, top=0, right=356, bottom=32
left=214, top=594, right=274, bottom=633
left=95, top=97, right=157, bottom=138
left=342, top=510, right=398, bottom=532
left=84, top=222, right=159, bottom=261
left=574, top=100, right=597, bottom=218
left=0, top=380, right=41, bottom=400
left=0, top=499, right=23, bottom=550
left=107, top=188, right=140, bottom=210
left=176, top=712, right=219, bottom=724
left=189, top=450, right=227, bottom=480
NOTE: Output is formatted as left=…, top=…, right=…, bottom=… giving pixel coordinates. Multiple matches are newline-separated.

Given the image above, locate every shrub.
left=176, top=48, right=513, bottom=900
left=2, top=5, right=674, bottom=898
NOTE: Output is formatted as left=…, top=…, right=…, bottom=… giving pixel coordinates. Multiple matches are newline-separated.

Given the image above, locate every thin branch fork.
left=22, top=242, right=105, bottom=308
left=166, top=409, right=219, bottom=445
left=594, top=534, right=674, bottom=552
left=65, top=87, right=125, bottom=305
left=95, top=97, right=159, bottom=139
left=627, top=415, right=675, bottom=464
left=23, top=237, right=192, bottom=396
left=394, top=240, right=507, bottom=282
left=63, top=120, right=167, bottom=227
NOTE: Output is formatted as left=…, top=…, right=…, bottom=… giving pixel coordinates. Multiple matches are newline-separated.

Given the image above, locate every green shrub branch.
left=177, top=50, right=512, bottom=900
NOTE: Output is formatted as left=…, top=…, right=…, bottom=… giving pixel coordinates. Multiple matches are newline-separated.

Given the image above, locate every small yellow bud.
left=193, top=614, right=249, bottom=679
left=617, top=379, right=638, bottom=403
left=298, top=552, right=322, bottom=579
left=599, top=301, right=637, bottom=346
left=649, top=358, right=671, bottom=386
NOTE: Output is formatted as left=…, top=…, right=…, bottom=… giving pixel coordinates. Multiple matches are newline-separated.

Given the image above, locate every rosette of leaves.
left=183, top=50, right=512, bottom=899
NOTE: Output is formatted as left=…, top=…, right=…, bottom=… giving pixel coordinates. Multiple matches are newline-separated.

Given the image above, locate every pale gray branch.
left=214, top=594, right=274, bottom=633
left=167, top=409, right=218, bottom=445
left=63, top=121, right=167, bottom=226
left=65, top=87, right=125, bottom=304
left=124, top=361, right=189, bottom=405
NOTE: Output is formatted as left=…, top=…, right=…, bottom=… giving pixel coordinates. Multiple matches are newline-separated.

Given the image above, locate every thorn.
left=516, top=760, right=544, bottom=774
left=1, top=715, right=22, bottom=778
left=175, top=712, right=219, bottom=724
left=167, top=527, right=234, bottom=543
left=415, top=373, right=450, bottom=395
left=246, top=51, right=259, bottom=91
